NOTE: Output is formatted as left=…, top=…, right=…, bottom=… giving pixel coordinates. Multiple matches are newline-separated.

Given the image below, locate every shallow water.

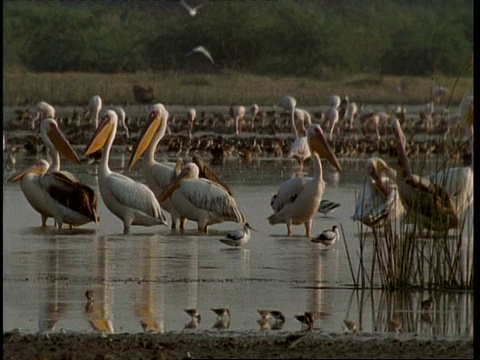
left=3, top=152, right=473, bottom=339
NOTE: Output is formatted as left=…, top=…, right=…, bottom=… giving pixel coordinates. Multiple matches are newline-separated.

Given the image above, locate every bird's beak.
left=7, top=161, right=46, bottom=182
left=309, top=127, right=342, bottom=172
left=156, top=168, right=188, bottom=203
left=84, top=114, right=113, bottom=156
left=128, top=110, right=163, bottom=170
left=48, top=123, right=81, bottom=164
left=391, top=118, right=411, bottom=177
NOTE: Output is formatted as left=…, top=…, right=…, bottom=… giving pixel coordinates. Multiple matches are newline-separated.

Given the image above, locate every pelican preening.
left=351, top=157, right=404, bottom=229
left=311, top=225, right=340, bottom=247
left=40, top=118, right=99, bottom=228
left=128, top=103, right=186, bottom=230
left=219, top=222, right=257, bottom=248
left=85, top=109, right=168, bottom=234
left=8, top=159, right=53, bottom=227
left=187, top=46, right=214, bottom=65
left=157, top=162, right=245, bottom=233
left=391, top=118, right=460, bottom=233
left=268, top=124, right=342, bottom=237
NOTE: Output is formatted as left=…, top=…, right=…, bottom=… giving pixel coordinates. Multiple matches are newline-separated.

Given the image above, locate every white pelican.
left=40, top=118, right=99, bottom=228
left=8, top=159, right=53, bottom=227
left=157, top=162, right=245, bottom=233
left=391, top=118, right=459, bottom=233
left=318, top=199, right=340, bottom=216
left=219, top=222, right=257, bottom=248
left=128, top=103, right=187, bottom=229
left=288, top=108, right=312, bottom=175
left=85, top=109, right=168, bottom=234
left=268, top=124, right=342, bottom=237
left=351, top=157, right=404, bottom=229
left=311, top=225, right=340, bottom=247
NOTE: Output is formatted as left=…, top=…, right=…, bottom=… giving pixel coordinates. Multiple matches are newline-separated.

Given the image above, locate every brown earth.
left=3, top=331, right=473, bottom=360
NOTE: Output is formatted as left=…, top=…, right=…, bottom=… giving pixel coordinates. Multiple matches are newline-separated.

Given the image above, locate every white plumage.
left=8, top=159, right=53, bottom=227
left=85, top=110, right=168, bottom=234
left=219, top=222, right=256, bottom=248
left=157, top=162, right=245, bottom=233
left=268, top=124, right=342, bottom=237
left=187, top=46, right=214, bottom=64
left=179, top=0, right=202, bottom=17
left=129, top=103, right=185, bottom=229
left=40, top=118, right=99, bottom=228
left=318, top=199, right=341, bottom=216
left=311, top=225, right=340, bottom=247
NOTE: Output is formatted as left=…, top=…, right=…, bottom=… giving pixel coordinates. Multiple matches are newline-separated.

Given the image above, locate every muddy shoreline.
left=3, top=330, right=473, bottom=360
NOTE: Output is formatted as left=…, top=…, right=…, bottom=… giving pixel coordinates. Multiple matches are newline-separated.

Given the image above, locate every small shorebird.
left=318, top=199, right=341, bottom=215
left=211, top=307, right=230, bottom=319
left=343, top=319, right=357, bottom=334
left=257, top=317, right=271, bottom=331
left=219, top=222, right=257, bottom=248
left=311, top=225, right=340, bottom=247
left=212, top=318, right=230, bottom=330
left=389, top=318, right=402, bottom=334
left=184, top=308, right=201, bottom=322
left=294, top=312, right=314, bottom=331
left=421, top=297, right=434, bottom=311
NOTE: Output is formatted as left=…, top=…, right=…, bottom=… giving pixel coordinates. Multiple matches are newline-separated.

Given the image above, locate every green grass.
left=3, top=70, right=473, bottom=107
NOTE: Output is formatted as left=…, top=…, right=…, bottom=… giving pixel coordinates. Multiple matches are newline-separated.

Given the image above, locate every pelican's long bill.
left=128, top=107, right=166, bottom=170
left=308, top=124, right=342, bottom=172
left=391, top=118, right=411, bottom=177
left=84, top=113, right=114, bottom=156
left=45, top=120, right=81, bottom=164
left=8, top=160, right=48, bottom=182
left=156, top=166, right=189, bottom=203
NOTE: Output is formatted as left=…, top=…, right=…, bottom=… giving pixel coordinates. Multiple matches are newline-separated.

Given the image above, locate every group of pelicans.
left=7, top=92, right=474, bottom=242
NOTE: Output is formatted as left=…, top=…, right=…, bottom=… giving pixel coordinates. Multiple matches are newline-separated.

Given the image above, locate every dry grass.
left=3, top=70, right=473, bottom=107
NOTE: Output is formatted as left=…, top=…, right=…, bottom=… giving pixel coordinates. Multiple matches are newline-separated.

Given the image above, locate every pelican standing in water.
left=128, top=103, right=187, bottom=229
left=219, top=222, right=257, bottom=248
left=351, top=157, right=404, bottom=229
left=157, top=162, right=245, bottom=233
left=39, top=118, right=99, bottom=228
left=8, top=159, right=54, bottom=227
left=268, top=124, right=342, bottom=237
left=85, top=109, right=168, bottom=234
left=391, top=118, right=459, bottom=233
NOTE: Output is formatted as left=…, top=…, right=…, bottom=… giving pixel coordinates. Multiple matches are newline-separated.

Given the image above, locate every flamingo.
left=249, top=104, right=259, bottom=131
left=85, top=109, right=168, bottom=234
left=279, top=96, right=297, bottom=137
left=31, top=101, right=55, bottom=130
left=85, top=95, right=102, bottom=129
left=288, top=108, right=312, bottom=175
left=8, top=159, right=54, bottom=227
left=268, top=124, right=342, bottom=237
left=128, top=103, right=186, bottom=230
left=39, top=118, right=99, bottom=228
left=326, top=95, right=341, bottom=141
left=229, top=105, right=246, bottom=136
left=187, top=108, right=196, bottom=139
left=157, top=162, right=245, bottom=233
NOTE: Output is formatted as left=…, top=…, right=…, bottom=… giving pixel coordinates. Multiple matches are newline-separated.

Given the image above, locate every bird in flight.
left=179, top=0, right=202, bottom=17
left=187, top=46, right=214, bottom=65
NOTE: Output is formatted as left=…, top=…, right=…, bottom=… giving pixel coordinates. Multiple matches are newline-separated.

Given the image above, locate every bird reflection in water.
left=84, top=236, right=114, bottom=335
left=135, top=235, right=164, bottom=333
left=38, top=237, right=68, bottom=335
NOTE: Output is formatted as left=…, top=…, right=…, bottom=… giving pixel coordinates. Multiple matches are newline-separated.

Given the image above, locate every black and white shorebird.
left=311, top=225, right=340, bottom=247
left=318, top=199, right=341, bottom=215
left=219, top=222, right=256, bottom=248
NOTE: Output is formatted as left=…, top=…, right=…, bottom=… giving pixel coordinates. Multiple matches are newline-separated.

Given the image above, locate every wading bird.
left=85, top=110, right=168, bottom=234
left=311, top=225, right=340, bottom=247
left=219, top=222, right=257, bottom=248
left=268, top=124, right=342, bottom=237
left=318, top=199, right=341, bottom=216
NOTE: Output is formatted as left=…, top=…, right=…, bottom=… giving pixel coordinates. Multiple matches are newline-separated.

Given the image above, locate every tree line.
left=4, top=0, right=473, bottom=78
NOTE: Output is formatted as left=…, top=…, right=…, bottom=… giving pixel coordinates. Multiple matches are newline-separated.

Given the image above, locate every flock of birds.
left=84, top=289, right=433, bottom=334
left=5, top=88, right=474, bottom=246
